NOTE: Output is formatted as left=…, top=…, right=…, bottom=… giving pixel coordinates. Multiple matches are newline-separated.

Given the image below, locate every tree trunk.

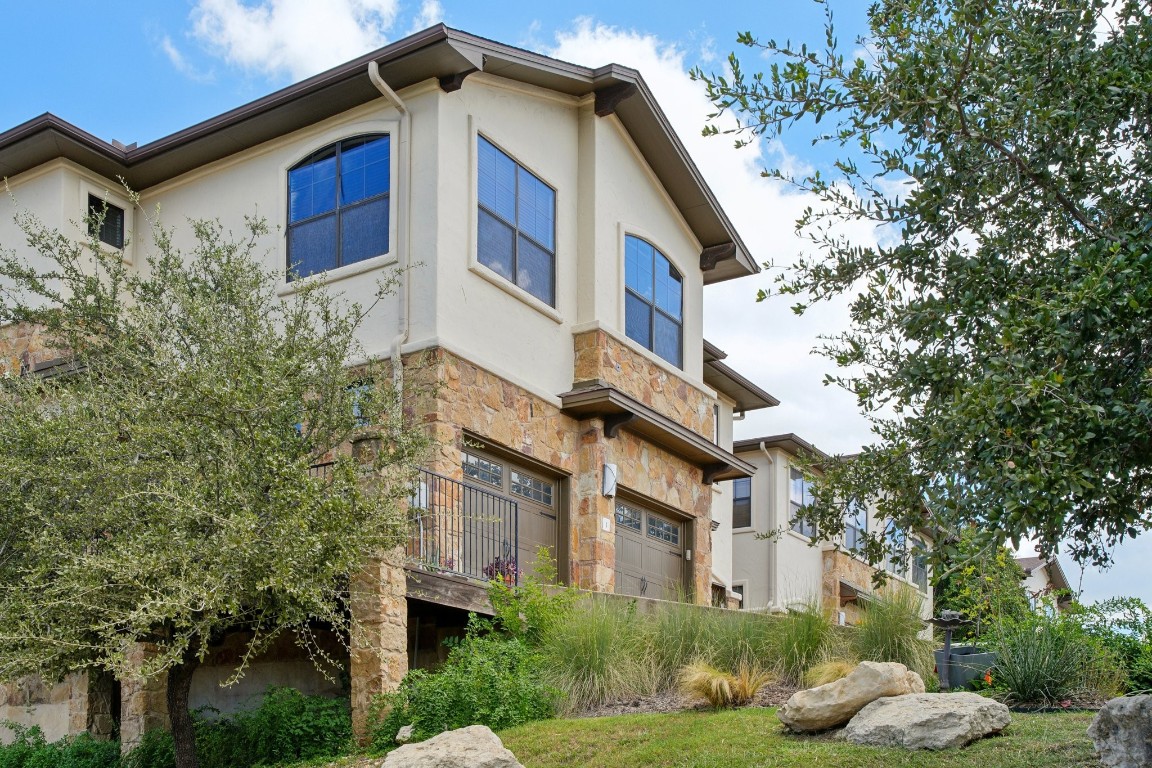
left=167, top=653, right=201, bottom=768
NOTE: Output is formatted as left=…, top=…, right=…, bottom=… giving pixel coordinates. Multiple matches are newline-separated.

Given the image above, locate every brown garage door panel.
left=613, top=500, right=684, bottom=600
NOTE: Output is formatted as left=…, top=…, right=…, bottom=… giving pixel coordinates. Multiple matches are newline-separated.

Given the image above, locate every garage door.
left=462, top=449, right=558, bottom=579
left=614, top=500, right=684, bottom=600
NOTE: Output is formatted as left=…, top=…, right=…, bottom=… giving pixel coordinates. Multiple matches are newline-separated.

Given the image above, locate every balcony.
left=407, top=468, right=520, bottom=586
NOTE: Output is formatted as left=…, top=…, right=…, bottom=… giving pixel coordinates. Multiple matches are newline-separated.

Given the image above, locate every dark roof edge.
left=705, top=358, right=779, bottom=409
left=733, top=433, right=830, bottom=461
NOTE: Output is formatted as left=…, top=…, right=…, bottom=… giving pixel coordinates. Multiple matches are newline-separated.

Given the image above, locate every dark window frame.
left=844, top=501, right=868, bottom=553
left=789, top=467, right=817, bottom=538
left=732, top=477, right=752, bottom=529
left=87, top=195, right=125, bottom=250
left=624, top=234, right=684, bottom=368
left=286, top=134, right=391, bottom=281
left=476, top=135, right=557, bottom=306
left=911, top=538, right=929, bottom=592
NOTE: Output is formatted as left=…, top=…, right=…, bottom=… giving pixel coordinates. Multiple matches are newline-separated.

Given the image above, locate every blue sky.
left=2, top=0, right=1148, bottom=606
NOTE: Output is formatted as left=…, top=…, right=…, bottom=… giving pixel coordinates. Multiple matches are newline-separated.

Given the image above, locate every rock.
left=1088, top=695, right=1152, bottom=768
left=383, top=725, right=524, bottom=768
left=777, top=661, right=925, bottom=732
left=844, top=692, right=1011, bottom=749
left=395, top=724, right=415, bottom=744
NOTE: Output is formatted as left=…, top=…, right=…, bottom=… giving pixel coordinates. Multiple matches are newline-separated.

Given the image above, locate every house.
left=728, top=435, right=934, bottom=624
left=0, top=25, right=770, bottom=746
left=1016, top=555, right=1073, bottom=612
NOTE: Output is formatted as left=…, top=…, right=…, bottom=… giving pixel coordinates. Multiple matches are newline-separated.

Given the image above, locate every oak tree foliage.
left=695, top=0, right=1152, bottom=570
left=0, top=201, right=428, bottom=766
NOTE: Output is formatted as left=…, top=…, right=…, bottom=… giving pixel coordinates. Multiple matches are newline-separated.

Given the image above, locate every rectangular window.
left=511, top=471, right=553, bottom=506
left=732, top=584, right=745, bottom=609
left=348, top=381, right=372, bottom=427
left=885, top=523, right=907, bottom=575
left=789, top=467, right=816, bottom=538
left=462, top=451, right=502, bottom=487
left=647, top=515, right=680, bottom=545
left=844, top=502, right=867, bottom=553
left=477, top=136, right=556, bottom=306
left=732, top=477, right=752, bottom=529
left=911, top=538, right=929, bottom=592
left=614, top=501, right=642, bottom=531
left=88, top=195, right=125, bottom=249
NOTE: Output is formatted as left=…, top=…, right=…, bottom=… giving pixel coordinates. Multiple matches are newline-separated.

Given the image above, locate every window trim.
left=468, top=126, right=562, bottom=321
left=732, top=476, right=752, bottom=530
left=79, top=181, right=134, bottom=264
left=286, top=133, right=392, bottom=281
left=789, top=466, right=817, bottom=539
left=278, top=120, right=400, bottom=294
left=623, top=233, right=684, bottom=369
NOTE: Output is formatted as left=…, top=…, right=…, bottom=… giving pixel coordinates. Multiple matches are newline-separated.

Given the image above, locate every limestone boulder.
left=777, top=661, right=925, bottom=732
left=382, top=725, right=524, bottom=768
left=1088, top=695, right=1152, bottom=768
left=844, top=692, right=1011, bottom=749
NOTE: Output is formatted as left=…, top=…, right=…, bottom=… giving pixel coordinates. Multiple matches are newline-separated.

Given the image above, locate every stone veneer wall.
left=573, top=329, right=716, bottom=439
left=0, top=672, right=114, bottom=745
left=0, top=323, right=61, bottom=375
left=410, top=347, right=714, bottom=600
left=822, top=549, right=882, bottom=626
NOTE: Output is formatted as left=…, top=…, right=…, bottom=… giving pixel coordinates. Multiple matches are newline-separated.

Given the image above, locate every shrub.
left=1072, top=596, right=1152, bottom=693
left=487, top=547, right=578, bottom=646
left=773, top=603, right=833, bottom=686
left=124, top=687, right=351, bottom=768
left=852, top=587, right=934, bottom=680
left=988, top=613, right=1125, bottom=706
left=371, top=628, right=555, bottom=749
left=0, top=724, right=121, bottom=768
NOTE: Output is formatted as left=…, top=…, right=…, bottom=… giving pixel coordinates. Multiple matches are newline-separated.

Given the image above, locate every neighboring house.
left=0, top=26, right=769, bottom=746
left=729, top=435, right=933, bottom=625
left=1016, top=555, right=1074, bottom=612
left=703, top=341, right=780, bottom=607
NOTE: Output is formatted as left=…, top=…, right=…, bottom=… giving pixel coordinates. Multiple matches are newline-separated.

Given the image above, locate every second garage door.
left=614, top=499, right=684, bottom=600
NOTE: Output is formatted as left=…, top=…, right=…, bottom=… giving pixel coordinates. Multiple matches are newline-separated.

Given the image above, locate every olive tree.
left=695, top=0, right=1152, bottom=570
left=0, top=203, right=428, bottom=768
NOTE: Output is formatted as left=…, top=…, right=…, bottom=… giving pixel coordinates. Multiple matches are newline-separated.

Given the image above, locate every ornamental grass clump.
left=803, top=659, right=857, bottom=688
left=773, top=603, right=834, bottom=686
left=678, top=660, right=773, bottom=708
left=852, top=586, right=934, bottom=680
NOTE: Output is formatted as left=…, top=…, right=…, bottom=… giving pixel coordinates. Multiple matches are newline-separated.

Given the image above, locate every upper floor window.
left=732, top=477, right=751, bottom=529
left=624, top=235, right=683, bottom=368
left=477, top=136, right=555, bottom=306
left=88, top=195, right=125, bottom=250
left=844, top=501, right=867, bottom=553
left=911, top=537, right=929, bottom=592
left=287, top=134, right=390, bottom=280
left=885, top=522, right=907, bottom=575
left=789, top=467, right=816, bottom=538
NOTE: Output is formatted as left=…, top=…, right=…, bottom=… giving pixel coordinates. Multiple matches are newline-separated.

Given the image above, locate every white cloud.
left=159, top=34, right=214, bottom=83
left=190, top=0, right=399, bottom=81
left=549, top=19, right=876, bottom=454
left=408, top=0, right=443, bottom=33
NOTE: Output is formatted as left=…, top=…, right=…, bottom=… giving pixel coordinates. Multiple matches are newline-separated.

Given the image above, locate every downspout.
left=759, top=441, right=780, bottom=612
left=369, top=60, right=411, bottom=393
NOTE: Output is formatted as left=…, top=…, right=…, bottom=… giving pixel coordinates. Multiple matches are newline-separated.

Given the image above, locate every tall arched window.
left=624, top=235, right=682, bottom=368
left=287, top=134, right=390, bottom=280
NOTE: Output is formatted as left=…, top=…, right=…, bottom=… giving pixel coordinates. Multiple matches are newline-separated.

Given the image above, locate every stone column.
left=119, top=644, right=169, bottom=754
left=690, top=511, right=714, bottom=605
left=571, top=418, right=616, bottom=592
left=349, top=549, right=408, bottom=743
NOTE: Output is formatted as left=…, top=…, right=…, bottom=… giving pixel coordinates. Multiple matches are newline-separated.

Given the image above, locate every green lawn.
left=299, top=708, right=1097, bottom=768
left=497, top=709, right=1098, bottom=768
